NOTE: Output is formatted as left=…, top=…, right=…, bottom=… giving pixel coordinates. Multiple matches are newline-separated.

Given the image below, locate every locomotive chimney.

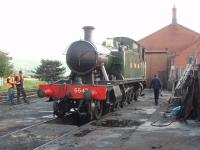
left=82, top=26, right=95, bottom=42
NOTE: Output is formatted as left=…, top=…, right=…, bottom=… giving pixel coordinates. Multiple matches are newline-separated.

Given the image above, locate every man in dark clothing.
left=150, top=75, right=162, bottom=105
left=15, top=71, right=29, bottom=104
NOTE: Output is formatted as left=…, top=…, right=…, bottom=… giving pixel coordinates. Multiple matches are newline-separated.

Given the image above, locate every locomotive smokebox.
left=82, top=26, right=95, bottom=42
left=66, top=26, right=110, bottom=75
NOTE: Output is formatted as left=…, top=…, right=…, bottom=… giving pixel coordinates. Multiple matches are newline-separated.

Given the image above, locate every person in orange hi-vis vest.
left=7, top=71, right=15, bottom=107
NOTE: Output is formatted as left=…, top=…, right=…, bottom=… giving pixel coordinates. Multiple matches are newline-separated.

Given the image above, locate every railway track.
left=0, top=99, right=53, bottom=136
left=0, top=105, right=144, bottom=150
left=33, top=120, right=96, bottom=150
left=0, top=113, right=92, bottom=150
left=0, top=91, right=140, bottom=150
left=0, top=117, right=56, bottom=139
left=0, top=89, right=37, bottom=104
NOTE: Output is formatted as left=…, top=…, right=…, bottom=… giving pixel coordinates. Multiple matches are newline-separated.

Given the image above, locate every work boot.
left=155, top=99, right=158, bottom=106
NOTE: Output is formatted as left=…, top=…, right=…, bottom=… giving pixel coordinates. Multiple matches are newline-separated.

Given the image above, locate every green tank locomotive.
left=37, top=26, right=146, bottom=120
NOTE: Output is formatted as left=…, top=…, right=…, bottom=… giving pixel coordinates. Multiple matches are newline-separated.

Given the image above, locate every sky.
left=1, top=0, right=200, bottom=62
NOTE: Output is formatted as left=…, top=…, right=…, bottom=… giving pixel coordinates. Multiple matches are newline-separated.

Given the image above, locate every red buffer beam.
left=37, top=84, right=107, bottom=101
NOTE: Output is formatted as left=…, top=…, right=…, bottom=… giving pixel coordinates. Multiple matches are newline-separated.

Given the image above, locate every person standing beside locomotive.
left=15, top=70, right=29, bottom=104
left=6, top=71, right=15, bottom=107
left=150, top=75, right=162, bottom=105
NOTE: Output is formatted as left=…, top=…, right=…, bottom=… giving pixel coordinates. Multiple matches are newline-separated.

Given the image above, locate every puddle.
left=91, top=119, right=144, bottom=127
left=151, top=144, right=162, bottom=149
left=128, top=108, right=144, bottom=111
left=74, top=129, right=94, bottom=137
left=133, top=108, right=144, bottom=111
left=46, top=117, right=73, bottom=125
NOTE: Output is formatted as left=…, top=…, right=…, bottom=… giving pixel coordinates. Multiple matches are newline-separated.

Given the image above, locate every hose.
left=150, top=112, right=176, bottom=127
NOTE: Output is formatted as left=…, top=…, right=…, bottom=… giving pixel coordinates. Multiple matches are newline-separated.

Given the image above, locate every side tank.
left=104, top=37, right=146, bottom=80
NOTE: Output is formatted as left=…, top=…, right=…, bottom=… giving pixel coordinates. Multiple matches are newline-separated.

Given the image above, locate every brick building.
left=139, top=6, right=200, bottom=88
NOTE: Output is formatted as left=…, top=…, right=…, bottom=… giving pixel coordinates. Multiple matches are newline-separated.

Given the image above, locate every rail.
left=0, top=89, right=37, bottom=104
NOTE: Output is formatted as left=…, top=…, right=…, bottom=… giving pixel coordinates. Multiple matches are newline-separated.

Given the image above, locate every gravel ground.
left=0, top=98, right=54, bottom=136
left=0, top=98, right=79, bottom=150
left=37, top=90, right=200, bottom=150
left=1, top=89, right=200, bottom=150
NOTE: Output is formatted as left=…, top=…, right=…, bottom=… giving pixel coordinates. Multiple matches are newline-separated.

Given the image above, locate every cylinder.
left=82, top=26, right=95, bottom=42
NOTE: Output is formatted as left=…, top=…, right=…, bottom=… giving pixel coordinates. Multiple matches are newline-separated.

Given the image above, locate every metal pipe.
left=82, top=26, right=95, bottom=42
left=101, top=65, right=109, bottom=81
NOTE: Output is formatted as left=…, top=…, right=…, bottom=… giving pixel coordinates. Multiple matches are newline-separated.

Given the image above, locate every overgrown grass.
left=0, top=78, right=47, bottom=92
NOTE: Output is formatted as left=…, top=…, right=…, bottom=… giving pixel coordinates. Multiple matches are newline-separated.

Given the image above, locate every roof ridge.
left=176, top=24, right=200, bottom=36
left=138, top=24, right=171, bottom=42
left=176, top=36, right=200, bottom=55
left=139, top=23, right=200, bottom=43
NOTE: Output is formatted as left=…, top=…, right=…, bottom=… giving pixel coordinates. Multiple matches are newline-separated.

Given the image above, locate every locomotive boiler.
left=37, top=26, right=146, bottom=120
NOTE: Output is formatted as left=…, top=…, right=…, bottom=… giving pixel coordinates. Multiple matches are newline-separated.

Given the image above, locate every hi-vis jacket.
left=15, top=75, right=24, bottom=86
left=6, top=76, right=15, bottom=89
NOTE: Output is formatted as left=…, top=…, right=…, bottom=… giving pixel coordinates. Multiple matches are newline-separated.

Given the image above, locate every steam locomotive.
left=37, top=26, right=146, bottom=120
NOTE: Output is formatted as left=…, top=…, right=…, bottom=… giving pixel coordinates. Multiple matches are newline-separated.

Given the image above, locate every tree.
left=34, top=59, right=66, bottom=82
left=0, top=51, right=13, bottom=77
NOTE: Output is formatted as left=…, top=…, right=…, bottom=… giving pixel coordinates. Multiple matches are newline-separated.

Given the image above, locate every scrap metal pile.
left=169, top=64, right=200, bottom=120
